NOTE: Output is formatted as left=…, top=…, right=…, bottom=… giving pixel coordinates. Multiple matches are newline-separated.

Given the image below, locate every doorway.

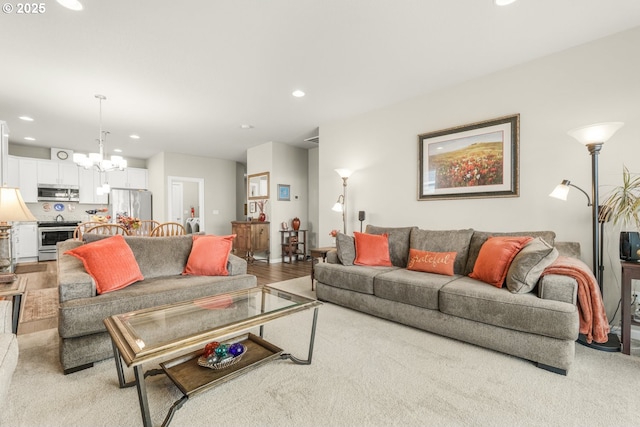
left=167, top=176, right=205, bottom=232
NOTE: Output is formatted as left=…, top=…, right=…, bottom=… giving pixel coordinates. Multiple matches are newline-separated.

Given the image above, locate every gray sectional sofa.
left=57, top=235, right=257, bottom=374
left=315, top=225, right=581, bottom=375
left=0, top=300, right=18, bottom=404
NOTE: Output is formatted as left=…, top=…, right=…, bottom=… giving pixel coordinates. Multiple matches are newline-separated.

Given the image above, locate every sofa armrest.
left=57, top=240, right=96, bottom=302
left=538, top=274, right=578, bottom=305
left=0, top=300, right=13, bottom=333
left=227, top=254, right=247, bottom=276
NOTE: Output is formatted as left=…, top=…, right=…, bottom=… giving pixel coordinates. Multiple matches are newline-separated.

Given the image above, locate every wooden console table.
left=231, top=221, right=270, bottom=264
left=620, top=261, right=640, bottom=355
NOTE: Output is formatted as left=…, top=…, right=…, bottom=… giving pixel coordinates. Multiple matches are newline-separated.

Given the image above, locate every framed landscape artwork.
left=418, top=114, right=519, bottom=200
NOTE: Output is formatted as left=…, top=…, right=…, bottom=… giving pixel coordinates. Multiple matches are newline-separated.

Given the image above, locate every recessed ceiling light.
left=292, top=90, right=305, bottom=98
left=240, top=124, right=254, bottom=130
left=56, top=0, right=83, bottom=10
left=113, top=148, right=123, bottom=153
left=19, top=116, right=34, bottom=122
left=24, top=137, right=35, bottom=141
left=494, top=0, right=517, bottom=5
left=129, top=134, right=140, bottom=140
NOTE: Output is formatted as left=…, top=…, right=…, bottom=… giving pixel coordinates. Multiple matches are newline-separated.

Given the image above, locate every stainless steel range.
left=38, top=220, right=79, bottom=261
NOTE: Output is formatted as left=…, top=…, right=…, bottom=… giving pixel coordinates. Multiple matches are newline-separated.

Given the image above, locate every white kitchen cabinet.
left=7, top=156, right=20, bottom=188
left=37, top=160, right=79, bottom=186
left=107, top=167, right=147, bottom=189
left=78, top=169, right=108, bottom=204
left=12, top=222, right=38, bottom=264
left=18, top=158, right=38, bottom=203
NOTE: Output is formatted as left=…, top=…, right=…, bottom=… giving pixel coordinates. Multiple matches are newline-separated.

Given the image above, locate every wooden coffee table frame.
left=104, top=287, right=321, bottom=427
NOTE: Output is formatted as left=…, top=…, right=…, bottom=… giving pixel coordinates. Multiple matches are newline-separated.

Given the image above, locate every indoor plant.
left=601, top=165, right=640, bottom=230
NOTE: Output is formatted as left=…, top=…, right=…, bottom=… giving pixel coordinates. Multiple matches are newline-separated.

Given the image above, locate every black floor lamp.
left=550, top=121, right=624, bottom=352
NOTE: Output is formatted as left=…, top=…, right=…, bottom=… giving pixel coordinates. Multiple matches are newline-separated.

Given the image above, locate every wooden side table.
left=621, top=261, right=640, bottom=355
left=0, top=275, right=27, bottom=334
left=310, top=247, right=335, bottom=291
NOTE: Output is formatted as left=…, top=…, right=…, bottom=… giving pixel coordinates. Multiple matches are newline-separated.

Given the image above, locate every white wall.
left=319, top=27, right=640, bottom=321
left=308, top=147, right=319, bottom=249
left=247, top=142, right=310, bottom=261
left=148, top=152, right=238, bottom=236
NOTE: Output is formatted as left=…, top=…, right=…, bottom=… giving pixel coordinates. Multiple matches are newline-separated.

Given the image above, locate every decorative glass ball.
left=214, top=344, right=228, bottom=357
left=229, top=343, right=244, bottom=357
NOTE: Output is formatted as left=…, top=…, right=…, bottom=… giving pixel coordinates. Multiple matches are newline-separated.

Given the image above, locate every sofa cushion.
left=365, top=225, right=416, bottom=267
left=183, top=234, right=235, bottom=276
left=464, top=230, right=556, bottom=275
left=83, top=234, right=194, bottom=279
left=314, top=262, right=397, bottom=295
left=65, top=235, right=144, bottom=295
left=373, top=269, right=459, bottom=310
left=439, top=276, right=578, bottom=340
left=406, top=249, right=456, bottom=276
left=354, top=232, right=393, bottom=267
left=58, top=273, right=258, bottom=338
left=336, top=233, right=356, bottom=265
left=507, top=237, right=559, bottom=294
left=469, top=236, right=533, bottom=288
left=409, top=228, right=474, bottom=275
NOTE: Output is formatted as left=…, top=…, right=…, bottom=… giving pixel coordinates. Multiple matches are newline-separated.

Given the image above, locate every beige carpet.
left=4, top=276, right=640, bottom=427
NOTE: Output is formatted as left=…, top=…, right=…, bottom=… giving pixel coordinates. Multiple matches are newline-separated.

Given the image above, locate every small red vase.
left=292, top=217, right=300, bottom=230
left=258, top=212, right=266, bottom=221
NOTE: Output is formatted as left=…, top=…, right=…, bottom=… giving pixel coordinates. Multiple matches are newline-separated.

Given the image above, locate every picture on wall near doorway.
left=418, top=114, right=519, bottom=201
left=278, top=184, right=291, bottom=201
left=249, top=202, right=256, bottom=214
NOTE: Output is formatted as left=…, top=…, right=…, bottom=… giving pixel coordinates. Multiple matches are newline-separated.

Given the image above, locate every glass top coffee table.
left=104, top=286, right=322, bottom=427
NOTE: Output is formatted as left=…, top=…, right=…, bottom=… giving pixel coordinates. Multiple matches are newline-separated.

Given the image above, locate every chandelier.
left=73, top=94, right=127, bottom=172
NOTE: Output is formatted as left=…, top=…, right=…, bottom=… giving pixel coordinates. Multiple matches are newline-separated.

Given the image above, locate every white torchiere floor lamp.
left=550, top=121, right=624, bottom=352
left=332, top=169, right=352, bottom=235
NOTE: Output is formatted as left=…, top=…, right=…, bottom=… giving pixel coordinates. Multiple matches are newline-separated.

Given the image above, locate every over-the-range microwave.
left=37, top=184, right=80, bottom=202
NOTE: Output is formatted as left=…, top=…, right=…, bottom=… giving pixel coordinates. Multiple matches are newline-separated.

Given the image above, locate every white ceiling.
left=1, top=0, right=640, bottom=163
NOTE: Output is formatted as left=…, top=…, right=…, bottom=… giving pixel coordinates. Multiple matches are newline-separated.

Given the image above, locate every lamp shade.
left=549, top=181, right=571, bottom=201
left=567, top=122, right=624, bottom=145
left=334, top=168, right=353, bottom=179
left=0, top=187, right=37, bottom=222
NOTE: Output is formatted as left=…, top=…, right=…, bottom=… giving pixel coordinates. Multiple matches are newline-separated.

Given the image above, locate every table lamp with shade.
left=0, top=187, right=37, bottom=282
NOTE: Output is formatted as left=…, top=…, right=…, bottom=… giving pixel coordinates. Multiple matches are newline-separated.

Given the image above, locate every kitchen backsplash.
left=27, top=202, right=108, bottom=223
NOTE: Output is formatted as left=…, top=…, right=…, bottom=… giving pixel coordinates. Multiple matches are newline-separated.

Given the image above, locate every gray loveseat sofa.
left=315, top=225, right=581, bottom=375
left=57, top=235, right=257, bottom=374
left=0, top=300, right=18, bottom=403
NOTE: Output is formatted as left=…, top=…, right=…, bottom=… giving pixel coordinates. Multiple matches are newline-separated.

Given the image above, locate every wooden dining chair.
left=84, top=223, right=130, bottom=236
left=150, top=222, right=186, bottom=237
left=73, top=221, right=102, bottom=240
left=131, top=220, right=160, bottom=236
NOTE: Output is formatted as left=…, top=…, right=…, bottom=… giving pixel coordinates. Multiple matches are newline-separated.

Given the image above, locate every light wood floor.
left=247, top=258, right=312, bottom=286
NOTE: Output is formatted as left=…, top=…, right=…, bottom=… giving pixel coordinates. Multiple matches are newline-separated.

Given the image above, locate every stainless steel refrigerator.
left=109, top=188, right=152, bottom=220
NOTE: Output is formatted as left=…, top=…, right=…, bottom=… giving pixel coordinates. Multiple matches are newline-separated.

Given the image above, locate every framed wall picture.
left=418, top=114, right=519, bottom=200
left=249, top=201, right=256, bottom=213
left=278, top=184, right=291, bottom=201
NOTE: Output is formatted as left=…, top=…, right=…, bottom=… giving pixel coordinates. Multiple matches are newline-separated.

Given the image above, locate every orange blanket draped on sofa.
left=540, top=256, right=610, bottom=344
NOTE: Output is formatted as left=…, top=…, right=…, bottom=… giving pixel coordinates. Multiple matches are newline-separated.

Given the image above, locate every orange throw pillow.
left=407, top=249, right=457, bottom=276
left=183, top=234, right=236, bottom=276
left=353, top=232, right=393, bottom=267
left=65, top=235, right=144, bottom=295
left=469, top=236, right=533, bottom=287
